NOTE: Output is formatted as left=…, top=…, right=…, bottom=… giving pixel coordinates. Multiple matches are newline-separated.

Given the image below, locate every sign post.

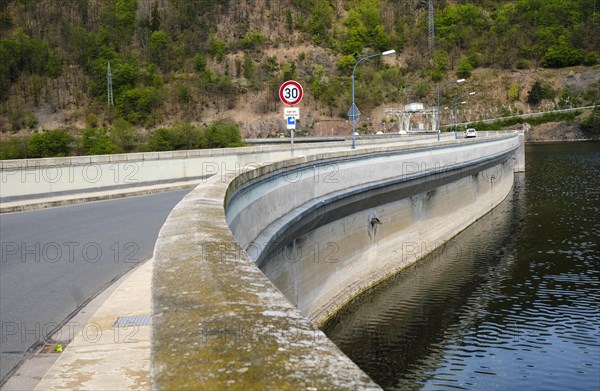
left=286, top=117, right=296, bottom=154
left=280, top=80, right=303, bottom=156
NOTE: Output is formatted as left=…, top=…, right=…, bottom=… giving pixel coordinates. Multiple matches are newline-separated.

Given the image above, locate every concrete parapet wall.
left=0, top=134, right=458, bottom=202
left=152, top=132, right=522, bottom=388
left=152, top=169, right=380, bottom=389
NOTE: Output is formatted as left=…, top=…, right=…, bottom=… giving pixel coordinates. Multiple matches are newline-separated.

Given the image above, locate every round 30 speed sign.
left=279, top=80, right=303, bottom=106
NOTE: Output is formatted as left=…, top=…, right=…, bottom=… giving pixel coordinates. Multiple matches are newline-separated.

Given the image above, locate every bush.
left=456, top=57, right=473, bottom=79
left=583, top=52, right=598, bottom=66
left=337, top=55, right=356, bottom=73
left=580, top=105, right=600, bottom=135
left=82, top=128, right=121, bottom=155
left=117, top=87, right=161, bottom=124
left=0, top=137, right=27, bottom=159
left=203, top=122, right=244, bottom=148
left=111, top=118, right=138, bottom=152
left=208, top=36, right=226, bottom=61
left=27, top=130, right=73, bottom=158
left=240, top=32, right=267, bottom=49
left=541, top=36, right=584, bottom=68
left=146, top=122, right=204, bottom=151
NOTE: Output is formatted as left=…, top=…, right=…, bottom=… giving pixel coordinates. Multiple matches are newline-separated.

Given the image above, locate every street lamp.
left=436, top=78, right=465, bottom=141
left=451, top=91, right=475, bottom=131
left=351, top=49, right=396, bottom=149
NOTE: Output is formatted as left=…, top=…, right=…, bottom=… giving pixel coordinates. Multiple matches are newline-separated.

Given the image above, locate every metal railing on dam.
left=151, top=132, right=524, bottom=389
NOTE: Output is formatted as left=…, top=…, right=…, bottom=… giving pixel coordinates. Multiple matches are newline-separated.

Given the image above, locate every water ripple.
left=324, top=142, right=600, bottom=391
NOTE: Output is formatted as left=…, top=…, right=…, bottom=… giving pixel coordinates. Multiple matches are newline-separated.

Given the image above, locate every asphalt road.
left=0, top=189, right=189, bottom=384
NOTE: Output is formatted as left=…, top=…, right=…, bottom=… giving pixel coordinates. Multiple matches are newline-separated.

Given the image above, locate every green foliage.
left=507, top=84, right=521, bottom=102
left=28, top=130, right=73, bottom=158
left=583, top=52, right=598, bottom=66
left=437, top=3, right=489, bottom=51
left=86, top=113, right=99, bottom=128
left=413, top=81, right=431, bottom=100
left=242, top=53, right=255, bottom=80
left=82, top=127, right=121, bottom=155
left=432, top=50, right=450, bottom=81
left=527, top=81, right=556, bottom=105
left=337, top=55, right=356, bottom=73
left=149, top=30, right=171, bottom=71
left=307, top=0, right=334, bottom=43
left=541, top=35, right=584, bottom=67
left=194, top=54, right=207, bottom=72
left=580, top=105, right=600, bottom=135
left=280, top=62, right=298, bottom=81
left=0, top=137, right=28, bottom=160
left=203, top=122, right=244, bottom=148
left=0, top=29, right=62, bottom=100
left=147, top=122, right=205, bottom=151
left=111, top=118, right=138, bottom=152
left=26, top=112, right=38, bottom=129
left=342, top=0, right=390, bottom=55
left=208, top=36, right=226, bottom=61
left=116, top=87, right=161, bottom=125
left=240, top=32, right=267, bottom=49
left=582, top=81, right=600, bottom=103
left=456, top=57, right=473, bottom=79
left=100, top=0, right=138, bottom=47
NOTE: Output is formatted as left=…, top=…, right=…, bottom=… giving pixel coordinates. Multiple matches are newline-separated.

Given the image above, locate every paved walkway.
left=31, top=260, right=152, bottom=390
left=2, top=260, right=152, bottom=390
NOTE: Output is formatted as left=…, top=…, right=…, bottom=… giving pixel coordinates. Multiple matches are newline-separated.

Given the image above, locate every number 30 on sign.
left=279, top=80, right=303, bottom=106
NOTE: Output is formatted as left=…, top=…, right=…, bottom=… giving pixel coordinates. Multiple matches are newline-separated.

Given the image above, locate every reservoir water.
left=323, top=142, right=599, bottom=390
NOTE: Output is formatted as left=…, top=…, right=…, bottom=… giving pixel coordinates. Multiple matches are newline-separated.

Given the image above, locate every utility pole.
left=428, top=0, right=435, bottom=56
left=107, top=62, right=114, bottom=116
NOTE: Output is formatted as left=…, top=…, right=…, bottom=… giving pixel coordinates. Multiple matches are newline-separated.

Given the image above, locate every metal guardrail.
left=452, top=105, right=596, bottom=127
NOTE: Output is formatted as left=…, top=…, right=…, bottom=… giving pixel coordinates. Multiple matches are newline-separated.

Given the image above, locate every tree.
left=308, top=0, right=334, bottom=43
left=456, top=57, right=473, bottom=78
left=149, top=30, right=171, bottom=71
left=527, top=81, right=555, bottom=105
left=541, top=35, right=584, bottom=67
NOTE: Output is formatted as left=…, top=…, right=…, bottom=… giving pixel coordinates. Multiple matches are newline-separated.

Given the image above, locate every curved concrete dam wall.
left=226, top=134, right=521, bottom=326
left=152, top=133, right=523, bottom=389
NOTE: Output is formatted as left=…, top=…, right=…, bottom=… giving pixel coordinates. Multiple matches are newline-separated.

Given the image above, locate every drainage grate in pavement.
left=113, top=315, right=152, bottom=328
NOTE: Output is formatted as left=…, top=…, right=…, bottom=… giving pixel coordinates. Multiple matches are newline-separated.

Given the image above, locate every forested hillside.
left=1, top=0, right=599, bottom=157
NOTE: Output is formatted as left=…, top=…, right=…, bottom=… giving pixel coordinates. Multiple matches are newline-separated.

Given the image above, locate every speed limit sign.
left=279, top=80, right=303, bottom=106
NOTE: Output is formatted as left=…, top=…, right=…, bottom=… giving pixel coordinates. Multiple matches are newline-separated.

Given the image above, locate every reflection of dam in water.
left=323, top=174, right=524, bottom=389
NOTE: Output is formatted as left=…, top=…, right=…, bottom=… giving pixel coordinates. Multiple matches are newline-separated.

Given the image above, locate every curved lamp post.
left=351, top=49, right=396, bottom=149
left=450, top=92, right=475, bottom=131
left=436, top=78, right=465, bottom=141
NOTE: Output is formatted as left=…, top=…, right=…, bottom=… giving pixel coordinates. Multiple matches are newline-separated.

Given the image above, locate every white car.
left=465, top=128, right=477, bottom=138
